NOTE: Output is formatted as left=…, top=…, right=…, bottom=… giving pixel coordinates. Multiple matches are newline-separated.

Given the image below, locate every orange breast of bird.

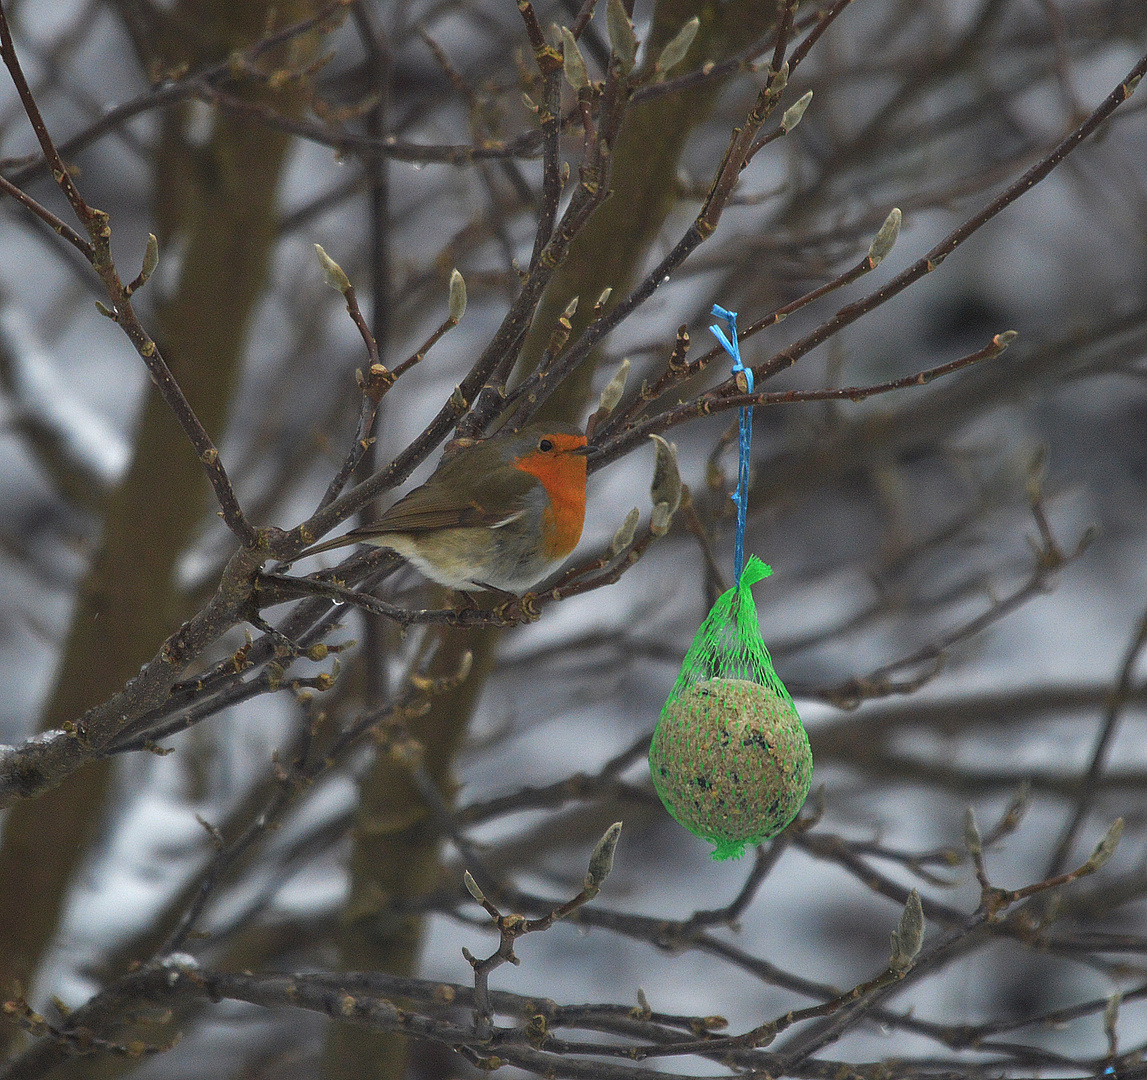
left=512, top=432, right=587, bottom=560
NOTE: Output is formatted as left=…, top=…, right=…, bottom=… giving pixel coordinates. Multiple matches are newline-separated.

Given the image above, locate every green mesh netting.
left=650, top=556, right=813, bottom=860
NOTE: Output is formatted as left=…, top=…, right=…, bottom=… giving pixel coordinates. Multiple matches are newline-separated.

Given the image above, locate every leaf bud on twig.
left=655, top=16, right=698, bottom=74
left=867, top=208, right=902, bottom=266
left=649, top=434, right=682, bottom=520
left=781, top=90, right=812, bottom=133
left=610, top=507, right=640, bottom=554
left=548, top=296, right=580, bottom=354
left=606, top=0, right=637, bottom=74
left=963, top=806, right=983, bottom=857
left=998, top=780, right=1031, bottom=835
left=889, top=888, right=924, bottom=971
left=585, top=821, right=623, bottom=891
left=463, top=870, right=486, bottom=903
left=448, top=268, right=467, bottom=322
left=315, top=244, right=351, bottom=295
left=561, top=28, right=590, bottom=91
left=1085, top=817, right=1123, bottom=872
left=597, top=358, right=630, bottom=416
left=126, top=232, right=160, bottom=296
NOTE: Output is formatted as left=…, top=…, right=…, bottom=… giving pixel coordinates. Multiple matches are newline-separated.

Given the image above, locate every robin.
left=296, top=422, right=588, bottom=594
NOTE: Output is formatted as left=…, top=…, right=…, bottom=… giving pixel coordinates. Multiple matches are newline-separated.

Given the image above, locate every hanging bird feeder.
left=649, top=306, right=812, bottom=860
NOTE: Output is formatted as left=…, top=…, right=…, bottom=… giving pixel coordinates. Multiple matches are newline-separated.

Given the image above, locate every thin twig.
left=0, top=172, right=92, bottom=257
left=0, top=3, right=257, bottom=545
left=1045, top=599, right=1147, bottom=876
left=590, top=49, right=1147, bottom=471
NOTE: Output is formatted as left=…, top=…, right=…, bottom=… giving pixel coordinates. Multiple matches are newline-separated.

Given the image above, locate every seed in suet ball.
left=649, top=677, right=812, bottom=860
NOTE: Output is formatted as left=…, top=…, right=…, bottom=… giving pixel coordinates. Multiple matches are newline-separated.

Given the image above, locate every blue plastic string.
left=709, top=304, right=754, bottom=583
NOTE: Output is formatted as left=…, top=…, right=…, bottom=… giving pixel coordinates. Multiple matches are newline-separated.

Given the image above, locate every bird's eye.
left=538, top=438, right=554, bottom=452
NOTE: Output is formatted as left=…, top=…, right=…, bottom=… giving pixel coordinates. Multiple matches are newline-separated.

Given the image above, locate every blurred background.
left=2, top=0, right=1147, bottom=1077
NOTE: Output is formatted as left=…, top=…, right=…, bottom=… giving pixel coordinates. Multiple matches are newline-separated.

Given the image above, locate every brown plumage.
left=297, top=422, right=588, bottom=593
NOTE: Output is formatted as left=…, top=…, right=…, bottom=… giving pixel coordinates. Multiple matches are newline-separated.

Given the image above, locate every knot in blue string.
left=709, top=304, right=754, bottom=582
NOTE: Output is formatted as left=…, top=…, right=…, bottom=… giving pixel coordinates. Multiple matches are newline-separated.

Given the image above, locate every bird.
left=295, top=422, right=588, bottom=594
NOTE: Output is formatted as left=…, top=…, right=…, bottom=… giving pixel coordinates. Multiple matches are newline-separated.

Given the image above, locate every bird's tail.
left=288, top=529, right=367, bottom=564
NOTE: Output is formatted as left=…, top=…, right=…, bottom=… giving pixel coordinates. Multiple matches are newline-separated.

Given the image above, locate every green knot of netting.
left=649, top=555, right=813, bottom=860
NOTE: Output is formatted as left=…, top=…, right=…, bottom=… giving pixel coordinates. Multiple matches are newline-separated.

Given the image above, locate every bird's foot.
left=493, top=591, right=541, bottom=624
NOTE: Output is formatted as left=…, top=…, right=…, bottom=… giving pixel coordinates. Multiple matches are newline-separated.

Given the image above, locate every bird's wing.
left=361, top=461, right=536, bottom=536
